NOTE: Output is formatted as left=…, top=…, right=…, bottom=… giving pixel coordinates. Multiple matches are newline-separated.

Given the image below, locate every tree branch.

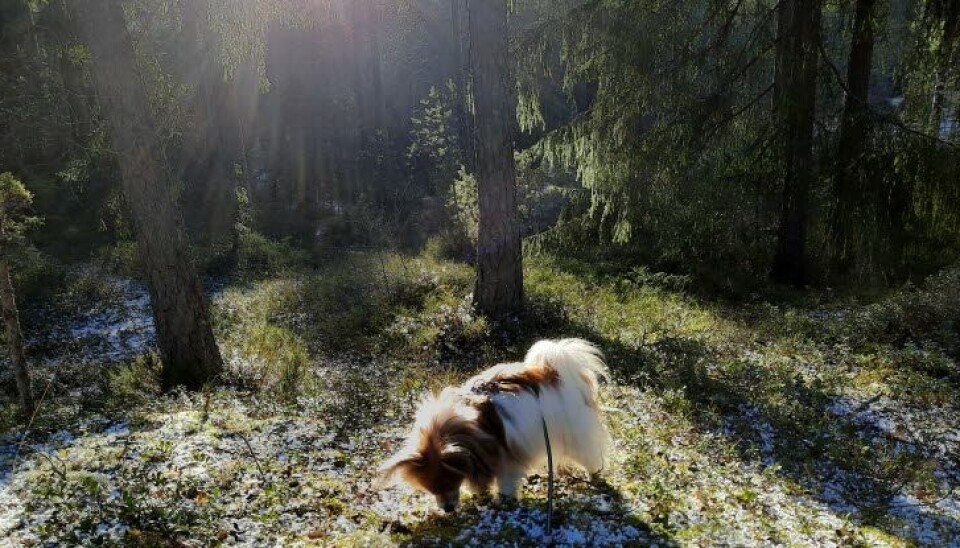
left=817, top=39, right=959, bottom=148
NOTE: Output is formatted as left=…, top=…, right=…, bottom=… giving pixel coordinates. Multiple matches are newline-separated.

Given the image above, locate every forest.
left=1, top=0, right=959, bottom=545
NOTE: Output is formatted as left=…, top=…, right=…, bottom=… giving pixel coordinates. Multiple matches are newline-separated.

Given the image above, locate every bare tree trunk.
left=771, top=0, right=821, bottom=287
left=467, top=0, right=523, bottom=319
left=452, top=0, right=475, bottom=173
left=73, top=0, right=223, bottom=391
left=0, top=259, right=33, bottom=417
left=831, top=0, right=878, bottom=274
left=349, top=0, right=385, bottom=134
left=180, top=0, right=237, bottom=238
left=929, top=0, right=959, bottom=134
left=348, top=0, right=386, bottom=201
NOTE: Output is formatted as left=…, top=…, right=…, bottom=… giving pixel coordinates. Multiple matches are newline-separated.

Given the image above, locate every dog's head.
left=378, top=393, right=497, bottom=512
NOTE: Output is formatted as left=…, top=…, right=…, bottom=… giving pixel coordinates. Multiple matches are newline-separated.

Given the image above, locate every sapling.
left=0, top=172, right=41, bottom=417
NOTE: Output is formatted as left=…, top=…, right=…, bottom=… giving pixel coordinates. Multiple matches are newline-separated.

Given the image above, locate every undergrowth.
left=3, top=249, right=959, bottom=546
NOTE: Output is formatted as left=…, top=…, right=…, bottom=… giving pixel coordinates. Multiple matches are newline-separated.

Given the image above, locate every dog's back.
left=480, top=338, right=609, bottom=473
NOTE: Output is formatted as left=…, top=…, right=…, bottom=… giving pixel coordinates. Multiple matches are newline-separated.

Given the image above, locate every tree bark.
left=929, top=0, right=959, bottom=134
left=348, top=0, right=386, bottom=201
left=349, top=0, right=385, bottom=135
left=830, top=0, right=878, bottom=274
left=467, top=0, right=523, bottom=319
left=452, top=0, right=475, bottom=173
left=72, top=0, right=223, bottom=390
left=0, top=259, right=34, bottom=417
left=771, top=0, right=821, bottom=287
left=180, top=0, right=237, bottom=238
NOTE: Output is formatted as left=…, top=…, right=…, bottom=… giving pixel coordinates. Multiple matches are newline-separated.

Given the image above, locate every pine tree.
left=0, top=173, right=40, bottom=417
left=72, top=0, right=224, bottom=390
left=771, top=0, right=821, bottom=286
left=467, top=0, right=524, bottom=319
left=831, top=0, right=879, bottom=274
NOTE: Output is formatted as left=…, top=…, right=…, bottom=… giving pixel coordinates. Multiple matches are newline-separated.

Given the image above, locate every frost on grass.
left=823, top=393, right=960, bottom=546
left=28, top=275, right=155, bottom=365
left=28, top=274, right=229, bottom=366
left=4, top=268, right=960, bottom=546
left=455, top=505, right=645, bottom=547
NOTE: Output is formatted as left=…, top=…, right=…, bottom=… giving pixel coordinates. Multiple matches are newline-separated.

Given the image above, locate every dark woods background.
left=1, top=0, right=959, bottom=295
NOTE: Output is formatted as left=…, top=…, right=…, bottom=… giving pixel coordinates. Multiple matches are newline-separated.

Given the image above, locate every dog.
left=378, top=338, right=608, bottom=512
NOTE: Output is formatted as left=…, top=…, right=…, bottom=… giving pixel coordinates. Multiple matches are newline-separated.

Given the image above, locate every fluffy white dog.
left=378, top=338, right=608, bottom=512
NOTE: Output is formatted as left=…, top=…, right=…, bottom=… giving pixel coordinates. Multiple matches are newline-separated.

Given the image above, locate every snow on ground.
left=828, top=394, right=960, bottom=483
left=2, top=369, right=958, bottom=546
left=4, top=274, right=960, bottom=545
left=67, top=278, right=153, bottom=358
left=825, top=394, right=960, bottom=546
left=27, top=274, right=229, bottom=366
left=27, top=275, right=156, bottom=365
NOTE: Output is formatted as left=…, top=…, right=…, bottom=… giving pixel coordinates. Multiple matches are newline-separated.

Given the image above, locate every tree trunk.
left=929, top=0, right=959, bottom=134
left=467, top=0, right=523, bottom=319
left=72, top=0, right=223, bottom=390
left=350, top=0, right=385, bottom=134
left=180, top=0, right=237, bottom=238
left=831, top=0, right=878, bottom=274
left=348, top=0, right=385, bottom=200
left=771, top=0, right=821, bottom=287
left=452, top=0, right=475, bottom=173
left=0, top=259, right=34, bottom=417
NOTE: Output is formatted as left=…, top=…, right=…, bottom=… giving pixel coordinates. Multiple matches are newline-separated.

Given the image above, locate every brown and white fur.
left=378, top=339, right=608, bottom=512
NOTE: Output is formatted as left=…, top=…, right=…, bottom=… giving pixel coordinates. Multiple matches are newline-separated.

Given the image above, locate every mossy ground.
left=2, top=245, right=959, bottom=546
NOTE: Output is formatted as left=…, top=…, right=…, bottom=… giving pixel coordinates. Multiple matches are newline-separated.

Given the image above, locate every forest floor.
left=1, top=249, right=959, bottom=547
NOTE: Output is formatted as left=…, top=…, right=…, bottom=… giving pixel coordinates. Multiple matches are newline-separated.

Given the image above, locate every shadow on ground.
left=512, top=284, right=960, bottom=545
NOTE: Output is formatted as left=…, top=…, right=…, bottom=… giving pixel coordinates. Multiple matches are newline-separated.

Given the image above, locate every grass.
left=2, top=244, right=959, bottom=546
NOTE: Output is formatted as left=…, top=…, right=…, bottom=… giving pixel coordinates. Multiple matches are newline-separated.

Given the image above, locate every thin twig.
left=11, top=374, right=56, bottom=473
left=236, top=430, right=267, bottom=483
left=34, top=450, right=67, bottom=481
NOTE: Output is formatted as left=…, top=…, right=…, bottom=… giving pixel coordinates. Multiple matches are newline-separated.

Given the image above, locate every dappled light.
left=1, top=0, right=959, bottom=545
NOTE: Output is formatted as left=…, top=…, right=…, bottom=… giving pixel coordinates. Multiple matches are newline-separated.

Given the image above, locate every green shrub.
left=11, top=247, right=64, bottom=301
left=233, top=322, right=311, bottom=402
left=301, top=262, right=398, bottom=350
left=54, top=263, right=127, bottom=316
left=446, top=168, right=478, bottom=246
left=97, top=240, right=142, bottom=278
left=102, top=352, right=162, bottom=408
left=237, top=231, right=310, bottom=276
left=384, top=292, right=493, bottom=367
left=190, top=236, right=236, bottom=276
left=851, top=265, right=960, bottom=357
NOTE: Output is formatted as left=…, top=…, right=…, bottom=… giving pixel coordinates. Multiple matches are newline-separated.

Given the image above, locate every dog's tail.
left=525, top=338, right=608, bottom=397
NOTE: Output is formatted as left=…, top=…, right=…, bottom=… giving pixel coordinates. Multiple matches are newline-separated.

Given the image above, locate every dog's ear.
left=375, top=450, right=424, bottom=488
left=440, top=444, right=474, bottom=479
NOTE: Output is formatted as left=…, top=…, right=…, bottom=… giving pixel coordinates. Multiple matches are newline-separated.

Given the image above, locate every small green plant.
left=446, top=167, right=478, bottom=246
left=407, top=84, right=463, bottom=196
left=97, top=240, right=142, bottom=278
left=236, top=231, right=310, bottom=277
left=0, top=172, right=42, bottom=416
left=102, top=352, right=162, bottom=409
left=238, top=323, right=311, bottom=402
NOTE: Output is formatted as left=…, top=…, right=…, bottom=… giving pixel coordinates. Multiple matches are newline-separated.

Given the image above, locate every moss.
left=10, top=250, right=960, bottom=546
